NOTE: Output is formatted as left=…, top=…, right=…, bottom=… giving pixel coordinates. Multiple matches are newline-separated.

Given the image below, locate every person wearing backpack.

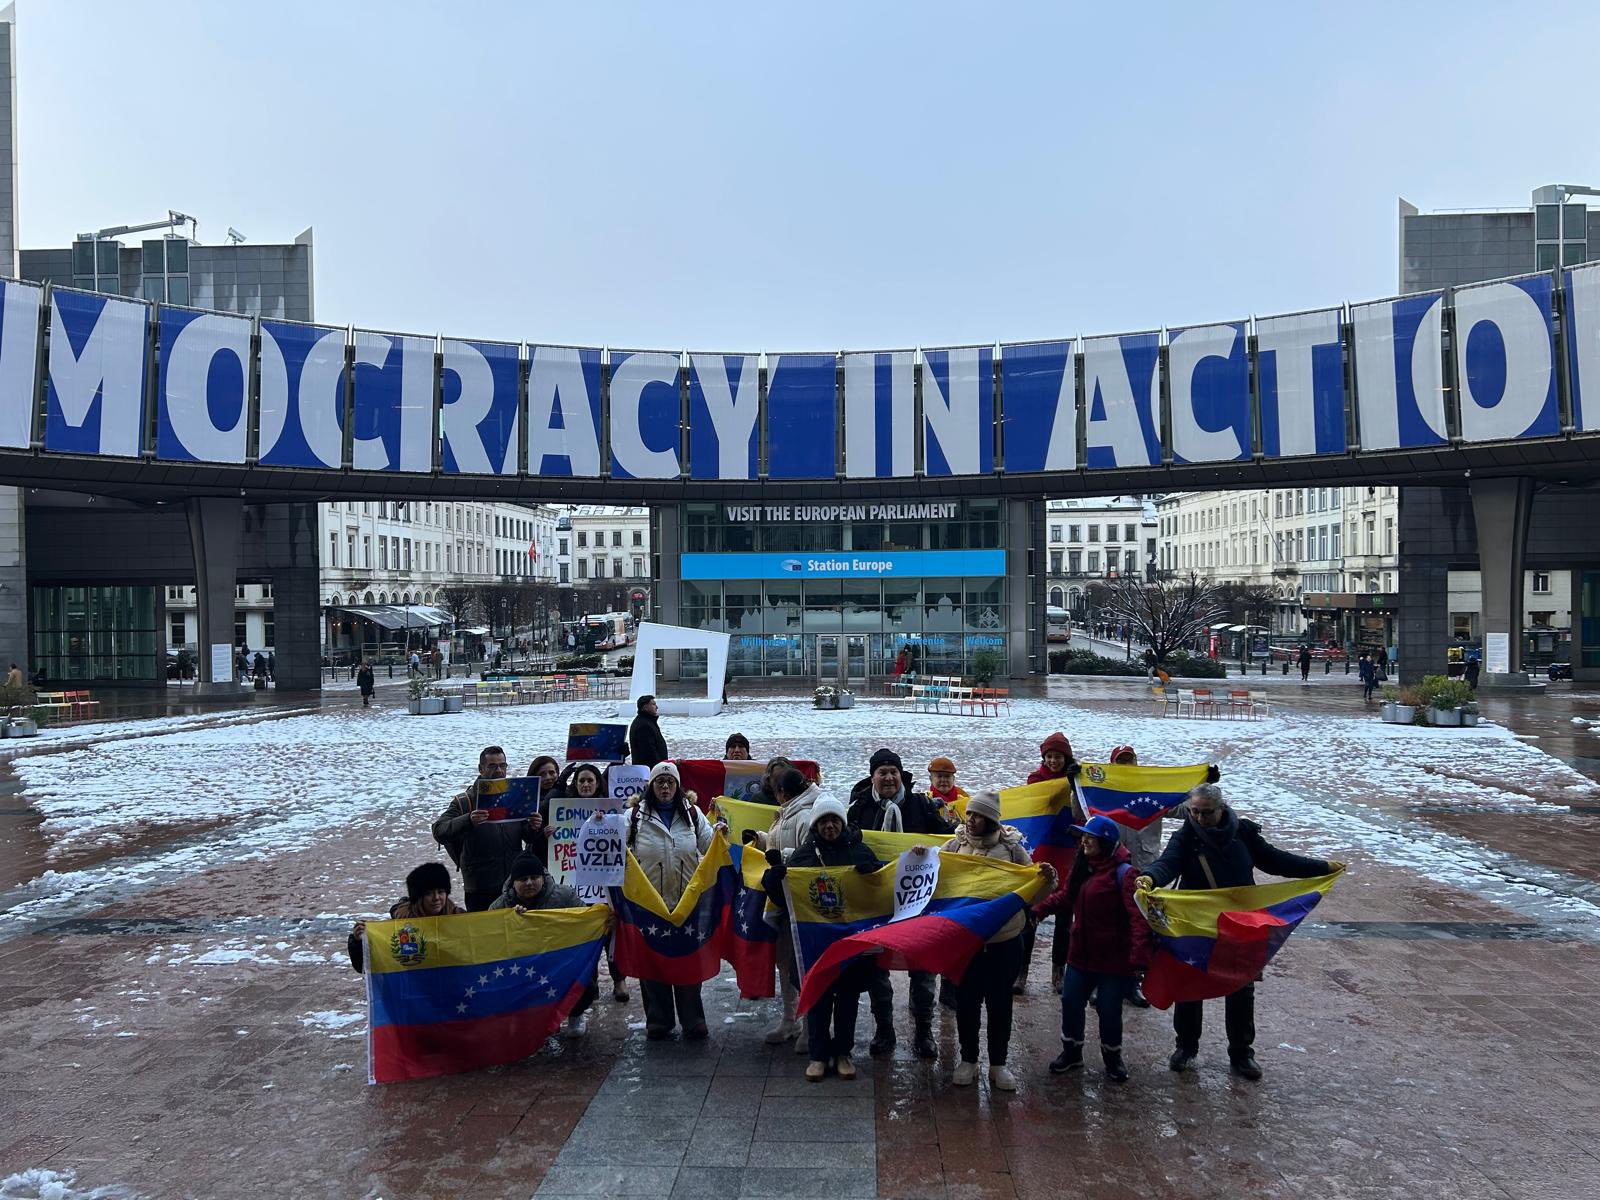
left=430, top=746, right=543, bottom=912
left=1049, top=815, right=1151, bottom=1084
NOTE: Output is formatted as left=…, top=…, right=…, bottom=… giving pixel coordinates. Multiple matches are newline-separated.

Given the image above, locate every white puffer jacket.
left=627, top=800, right=714, bottom=908
left=754, top=783, right=823, bottom=859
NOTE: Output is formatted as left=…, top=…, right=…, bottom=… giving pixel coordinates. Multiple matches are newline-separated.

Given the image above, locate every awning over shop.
left=333, top=605, right=455, bottom=631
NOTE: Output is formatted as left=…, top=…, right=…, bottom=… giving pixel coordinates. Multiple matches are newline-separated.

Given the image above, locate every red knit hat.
left=1039, top=732, right=1073, bottom=759
left=1109, top=745, right=1137, bottom=764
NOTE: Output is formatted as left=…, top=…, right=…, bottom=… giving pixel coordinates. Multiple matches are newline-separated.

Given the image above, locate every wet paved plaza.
left=4, top=675, right=1600, bottom=1198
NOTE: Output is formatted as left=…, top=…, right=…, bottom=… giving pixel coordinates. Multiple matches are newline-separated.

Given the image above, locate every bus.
left=1045, top=605, right=1072, bottom=643
left=584, top=612, right=636, bottom=651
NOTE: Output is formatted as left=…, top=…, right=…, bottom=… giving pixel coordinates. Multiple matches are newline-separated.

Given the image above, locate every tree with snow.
left=1100, top=571, right=1227, bottom=664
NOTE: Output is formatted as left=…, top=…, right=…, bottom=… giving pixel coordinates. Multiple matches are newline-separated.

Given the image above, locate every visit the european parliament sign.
left=3, top=264, right=1600, bottom=481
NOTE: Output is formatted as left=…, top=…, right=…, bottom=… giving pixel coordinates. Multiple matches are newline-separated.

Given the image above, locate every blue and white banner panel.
left=0, top=280, right=42, bottom=450
left=680, top=549, right=1007, bottom=581
left=1000, top=340, right=1076, bottom=474
left=922, top=345, right=993, bottom=476
left=765, top=353, right=837, bottom=480
left=1256, top=307, right=1346, bottom=457
left=1452, top=275, right=1559, bottom=443
left=843, top=351, right=914, bottom=479
left=156, top=308, right=253, bottom=464
left=1168, top=320, right=1250, bottom=464
left=441, top=337, right=519, bottom=475
left=258, top=319, right=348, bottom=469
left=609, top=349, right=681, bottom=480
left=688, top=353, right=758, bottom=480
left=526, top=345, right=602, bottom=478
left=352, top=329, right=436, bottom=473
left=1566, top=263, right=1600, bottom=432
left=1351, top=292, right=1447, bottom=451
left=1082, top=332, right=1161, bottom=470
left=46, top=290, right=148, bottom=458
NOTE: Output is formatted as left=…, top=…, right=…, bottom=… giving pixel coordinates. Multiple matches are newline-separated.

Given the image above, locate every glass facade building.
left=30, top=586, right=160, bottom=682
left=663, top=499, right=1031, bottom=681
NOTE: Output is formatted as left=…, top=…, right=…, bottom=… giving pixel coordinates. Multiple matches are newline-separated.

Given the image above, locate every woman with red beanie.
left=1019, top=732, right=1084, bottom=992
left=1028, top=732, right=1075, bottom=784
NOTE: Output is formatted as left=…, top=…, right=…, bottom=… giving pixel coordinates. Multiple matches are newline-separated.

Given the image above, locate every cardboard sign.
left=891, top=846, right=941, bottom=923
left=607, top=763, right=651, bottom=806
left=475, top=776, right=542, bottom=824
left=548, top=791, right=624, bottom=889
left=574, top=812, right=627, bottom=890
left=566, top=722, right=628, bottom=762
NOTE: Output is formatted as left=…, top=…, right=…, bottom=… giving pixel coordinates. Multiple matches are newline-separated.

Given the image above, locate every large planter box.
left=442, top=695, right=463, bottom=713
left=1428, top=706, right=1462, bottom=727
left=1393, top=704, right=1416, bottom=724
left=420, top=696, right=446, bottom=715
left=1461, top=710, right=1480, bottom=727
left=1380, top=702, right=1398, bottom=722
left=407, top=699, right=423, bottom=715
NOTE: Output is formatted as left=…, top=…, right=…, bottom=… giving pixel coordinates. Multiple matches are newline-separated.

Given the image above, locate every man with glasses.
left=431, top=745, right=543, bottom=912
left=1136, top=783, right=1342, bottom=1080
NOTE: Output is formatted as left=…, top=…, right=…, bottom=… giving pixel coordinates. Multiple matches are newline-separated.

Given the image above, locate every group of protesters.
left=351, top=695, right=1340, bottom=1087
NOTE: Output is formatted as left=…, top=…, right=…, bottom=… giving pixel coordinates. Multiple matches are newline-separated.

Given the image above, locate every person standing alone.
left=628, top=694, right=670, bottom=768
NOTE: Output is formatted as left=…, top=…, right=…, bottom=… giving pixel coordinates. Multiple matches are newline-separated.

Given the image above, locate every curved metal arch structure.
left=0, top=265, right=1598, bottom=504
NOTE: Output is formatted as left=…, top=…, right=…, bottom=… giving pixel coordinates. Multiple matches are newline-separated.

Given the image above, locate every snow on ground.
left=0, top=1169, right=132, bottom=1200
left=6, top=690, right=1600, bottom=941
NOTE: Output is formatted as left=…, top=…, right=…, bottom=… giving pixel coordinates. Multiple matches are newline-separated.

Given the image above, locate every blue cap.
left=1069, top=814, right=1122, bottom=842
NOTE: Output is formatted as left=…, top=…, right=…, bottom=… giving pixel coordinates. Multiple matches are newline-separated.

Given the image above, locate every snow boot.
left=1101, top=1045, right=1129, bottom=1083
left=1049, top=1041, right=1084, bottom=1074
left=912, top=1020, right=938, bottom=1060
left=868, top=1019, right=896, bottom=1057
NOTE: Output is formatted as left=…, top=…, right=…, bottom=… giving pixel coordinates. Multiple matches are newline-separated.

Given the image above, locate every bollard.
left=388, top=662, right=394, bottom=679
left=1282, top=661, right=1290, bottom=675
left=1324, top=659, right=1331, bottom=674
left=1261, top=660, right=1267, bottom=676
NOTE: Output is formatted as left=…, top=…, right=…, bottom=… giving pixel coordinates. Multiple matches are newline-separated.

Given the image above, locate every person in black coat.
left=1138, top=783, right=1343, bottom=1080
left=628, top=694, right=670, bottom=768
left=356, top=661, right=375, bottom=706
left=763, top=795, right=882, bottom=1081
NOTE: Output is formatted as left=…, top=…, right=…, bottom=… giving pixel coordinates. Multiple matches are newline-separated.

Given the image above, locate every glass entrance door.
left=845, top=635, right=867, bottom=684
left=816, top=635, right=841, bottom=683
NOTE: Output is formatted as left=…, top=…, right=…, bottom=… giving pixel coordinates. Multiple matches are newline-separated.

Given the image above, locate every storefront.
left=655, top=499, right=1039, bottom=682
left=1301, top=592, right=1398, bottom=655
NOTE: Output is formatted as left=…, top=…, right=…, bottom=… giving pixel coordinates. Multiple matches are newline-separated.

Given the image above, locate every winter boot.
left=1049, top=1041, right=1084, bottom=1074
left=1229, top=1052, right=1263, bottom=1081
left=868, top=1018, right=896, bottom=1057
left=1101, top=1045, right=1129, bottom=1083
left=834, top=1053, right=857, bottom=1080
left=912, top=1020, right=938, bottom=1060
left=989, top=1064, right=1018, bottom=1091
left=951, top=1060, right=978, bottom=1086
left=805, top=1059, right=829, bottom=1082
left=1168, top=1045, right=1198, bottom=1072
left=1125, top=981, right=1151, bottom=1009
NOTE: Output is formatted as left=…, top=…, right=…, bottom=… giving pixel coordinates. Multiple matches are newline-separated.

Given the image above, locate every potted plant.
left=970, top=648, right=1001, bottom=685
left=813, top=685, right=837, bottom=710
left=441, top=688, right=463, bottom=714
left=419, top=684, right=446, bottom=716
left=837, top=688, right=855, bottom=710
left=1394, top=686, right=1420, bottom=725
left=1417, top=675, right=1473, bottom=727
left=1460, top=699, right=1481, bottom=728
left=406, top=675, right=426, bottom=715
left=1378, top=684, right=1400, bottom=723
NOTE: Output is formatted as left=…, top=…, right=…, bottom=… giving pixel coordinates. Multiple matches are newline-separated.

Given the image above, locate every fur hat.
left=405, top=862, right=452, bottom=902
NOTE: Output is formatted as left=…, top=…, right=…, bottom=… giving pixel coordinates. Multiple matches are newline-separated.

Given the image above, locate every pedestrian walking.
left=430, top=746, right=543, bottom=912
left=629, top=762, right=715, bottom=1039
left=762, top=794, right=880, bottom=1081
left=267, top=651, right=275, bottom=682
left=1358, top=653, right=1377, bottom=702
left=356, top=660, right=375, bottom=706
left=1050, top=815, right=1150, bottom=1083
left=946, top=791, right=1054, bottom=1091
left=1137, top=783, right=1342, bottom=1079
left=409, top=650, right=421, bottom=677
left=1466, top=656, right=1480, bottom=690
left=1298, top=645, right=1312, bottom=682
left=430, top=646, right=443, bottom=679
left=627, top=694, right=670, bottom=768
left=1143, top=647, right=1158, bottom=682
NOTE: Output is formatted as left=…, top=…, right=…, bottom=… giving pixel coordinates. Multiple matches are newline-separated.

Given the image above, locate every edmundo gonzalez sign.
left=3, top=265, right=1600, bottom=483
left=679, top=550, right=1006, bottom=580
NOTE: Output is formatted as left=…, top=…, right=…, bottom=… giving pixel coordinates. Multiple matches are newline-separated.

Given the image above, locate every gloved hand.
left=764, top=847, right=786, bottom=877
left=1065, top=760, right=1082, bottom=779
left=1134, top=875, right=1153, bottom=892
left=1206, top=764, right=1221, bottom=783
left=740, top=828, right=759, bottom=845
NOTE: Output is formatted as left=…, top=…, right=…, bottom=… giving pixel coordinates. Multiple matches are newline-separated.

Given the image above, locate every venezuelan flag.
left=1134, top=869, right=1343, bottom=1009
left=364, top=905, right=607, bottom=1084
left=726, top=842, right=779, bottom=999
left=675, top=759, right=822, bottom=810
left=609, top=832, right=738, bottom=986
left=992, top=779, right=1080, bottom=872
left=1074, top=762, right=1211, bottom=831
left=711, top=794, right=953, bottom=861
left=789, top=853, right=1050, bottom=1016
left=566, top=722, right=628, bottom=761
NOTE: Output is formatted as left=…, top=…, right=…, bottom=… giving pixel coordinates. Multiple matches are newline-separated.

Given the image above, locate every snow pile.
left=300, top=1010, right=365, bottom=1037
left=0, top=1169, right=132, bottom=1199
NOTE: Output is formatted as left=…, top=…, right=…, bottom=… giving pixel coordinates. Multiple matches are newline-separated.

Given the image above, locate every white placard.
left=574, top=812, right=627, bottom=890
left=891, top=846, right=941, bottom=923
left=549, top=788, right=625, bottom=890
left=210, top=643, right=233, bottom=683
left=1484, top=632, right=1509, bottom=675
left=608, top=764, right=651, bottom=805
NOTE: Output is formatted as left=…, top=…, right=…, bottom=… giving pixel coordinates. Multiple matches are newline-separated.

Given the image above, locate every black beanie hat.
left=509, top=851, right=546, bottom=881
left=869, top=748, right=903, bottom=773
left=405, top=862, right=452, bottom=902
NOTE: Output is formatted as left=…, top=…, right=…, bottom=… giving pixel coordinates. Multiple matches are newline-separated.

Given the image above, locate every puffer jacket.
left=752, top=783, right=822, bottom=857
left=762, top=825, right=883, bottom=908
left=948, top=822, right=1038, bottom=943
left=488, top=870, right=583, bottom=911
left=346, top=896, right=466, bottom=972
left=1144, top=808, right=1330, bottom=892
left=1065, top=843, right=1151, bottom=977
left=627, top=798, right=714, bottom=907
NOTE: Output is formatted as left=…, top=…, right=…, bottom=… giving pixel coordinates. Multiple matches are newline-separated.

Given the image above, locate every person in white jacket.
left=628, top=762, right=716, bottom=1040
left=748, top=765, right=821, bottom=1049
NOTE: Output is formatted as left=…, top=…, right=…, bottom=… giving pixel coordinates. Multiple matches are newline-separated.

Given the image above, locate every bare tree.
left=438, top=585, right=478, bottom=629
left=1099, top=571, right=1227, bottom=664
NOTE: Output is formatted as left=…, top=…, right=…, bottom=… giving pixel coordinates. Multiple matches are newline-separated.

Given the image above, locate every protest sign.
left=475, top=776, right=542, bottom=824
left=574, top=812, right=627, bottom=890
left=891, top=846, right=941, bottom=923
left=566, top=722, right=628, bottom=762
left=607, top=764, right=650, bottom=806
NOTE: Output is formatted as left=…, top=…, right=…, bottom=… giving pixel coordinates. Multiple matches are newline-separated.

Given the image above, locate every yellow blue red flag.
left=710, top=793, right=953, bottom=861
left=364, top=905, right=607, bottom=1084
left=609, top=831, right=738, bottom=986
left=990, top=779, right=1080, bottom=872
left=727, top=841, right=779, bottom=998
left=1074, top=761, right=1211, bottom=830
left=1134, top=869, right=1343, bottom=1008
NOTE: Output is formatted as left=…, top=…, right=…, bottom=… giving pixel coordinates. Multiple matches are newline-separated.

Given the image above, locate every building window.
left=169, top=613, right=185, bottom=646
left=1050, top=524, right=1063, bottom=542
left=1105, top=524, right=1118, bottom=543
left=264, top=612, right=275, bottom=649
left=559, top=537, right=568, bottom=556
left=1088, top=551, right=1100, bottom=573
left=577, top=560, right=588, bottom=580
left=632, top=530, right=643, bottom=547
left=347, top=532, right=356, bottom=566
left=234, top=610, right=248, bottom=646
left=1068, top=524, right=1081, bottom=542
left=1050, top=550, right=1063, bottom=573
left=1068, top=550, right=1082, bottom=574
left=612, top=531, right=623, bottom=547
left=577, top=532, right=587, bottom=548
left=1384, top=518, right=1394, bottom=555
left=1533, top=572, right=1552, bottom=594
left=632, top=556, right=645, bottom=577
left=559, top=563, right=569, bottom=583
left=1088, top=526, right=1099, bottom=542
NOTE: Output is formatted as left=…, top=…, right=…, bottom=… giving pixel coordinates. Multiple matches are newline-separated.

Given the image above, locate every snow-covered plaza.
left=3, top=680, right=1600, bottom=1198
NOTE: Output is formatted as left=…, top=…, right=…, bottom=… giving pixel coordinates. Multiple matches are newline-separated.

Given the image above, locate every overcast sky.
left=15, top=2, right=1598, bottom=349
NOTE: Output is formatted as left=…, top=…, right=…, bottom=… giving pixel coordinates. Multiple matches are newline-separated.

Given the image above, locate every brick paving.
left=4, top=680, right=1600, bottom=1197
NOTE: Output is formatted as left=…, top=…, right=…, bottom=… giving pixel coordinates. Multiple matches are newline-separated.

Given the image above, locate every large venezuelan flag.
left=673, top=759, right=821, bottom=809
left=1134, top=870, right=1343, bottom=1009
left=711, top=794, right=953, bottom=861
left=789, top=853, right=1051, bottom=1016
left=609, top=832, right=739, bottom=986
left=1074, top=762, right=1211, bottom=831
left=364, top=905, right=607, bottom=1084
left=726, top=841, right=779, bottom=999
left=992, top=779, right=1080, bottom=872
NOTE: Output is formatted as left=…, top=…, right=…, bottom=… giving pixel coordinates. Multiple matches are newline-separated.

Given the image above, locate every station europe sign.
left=2, top=264, right=1600, bottom=482
left=679, top=549, right=1006, bottom=580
